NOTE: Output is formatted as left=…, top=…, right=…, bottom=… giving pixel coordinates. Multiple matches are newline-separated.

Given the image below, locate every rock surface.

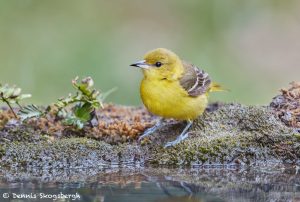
left=1, top=103, right=299, bottom=171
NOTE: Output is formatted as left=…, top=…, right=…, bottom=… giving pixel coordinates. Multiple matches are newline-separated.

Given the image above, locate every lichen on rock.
left=270, top=81, right=300, bottom=130
left=1, top=102, right=299, bottom=170
left=146, top=104, right=298, bottom=166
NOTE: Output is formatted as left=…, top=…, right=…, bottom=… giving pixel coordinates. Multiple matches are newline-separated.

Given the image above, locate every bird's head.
left=131, top=48, right=184, bottom=80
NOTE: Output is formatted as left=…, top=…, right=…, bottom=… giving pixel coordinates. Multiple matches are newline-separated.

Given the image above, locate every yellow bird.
left=131, top=48, right=223, bottom=147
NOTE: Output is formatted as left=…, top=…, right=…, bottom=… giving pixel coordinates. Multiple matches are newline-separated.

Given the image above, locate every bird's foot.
left=138, top=120, right=163, bottom=142
left=164, top=120, right=193, bottom=148
left=164, top=132, right=189, bottom=148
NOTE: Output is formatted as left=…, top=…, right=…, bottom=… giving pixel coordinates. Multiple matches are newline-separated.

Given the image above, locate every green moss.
left=0, top=103, right=298, bottom=170
left=0, top=145, right=5, bottom=158
left=144, top=104, right=296, bottom=166
left=293, top=133, right=300, bottom=141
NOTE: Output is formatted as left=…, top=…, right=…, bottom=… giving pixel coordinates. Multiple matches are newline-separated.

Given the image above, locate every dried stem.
left=0, top=94, right=18, bottom=118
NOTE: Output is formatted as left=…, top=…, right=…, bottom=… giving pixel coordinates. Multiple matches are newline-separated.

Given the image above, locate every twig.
left=0, top=94, right=18, bottom=118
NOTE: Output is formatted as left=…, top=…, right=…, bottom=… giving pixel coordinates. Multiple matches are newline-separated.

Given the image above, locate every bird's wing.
left=179, top=61, right=211, bottom=97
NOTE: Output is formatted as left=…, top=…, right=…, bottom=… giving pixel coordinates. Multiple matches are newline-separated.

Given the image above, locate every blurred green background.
left=0, top=0, right=299, bottom=106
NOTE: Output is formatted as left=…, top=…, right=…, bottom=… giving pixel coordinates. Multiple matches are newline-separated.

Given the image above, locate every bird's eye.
left=155, top=62, right=162, bottom=67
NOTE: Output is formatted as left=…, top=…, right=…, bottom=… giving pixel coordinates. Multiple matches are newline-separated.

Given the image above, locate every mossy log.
left=1, top=103, right=299, bottom=170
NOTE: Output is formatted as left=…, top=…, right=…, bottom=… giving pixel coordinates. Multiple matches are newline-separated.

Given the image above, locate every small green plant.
left=0, top=84, right=31, bottom=118
left=3, top=77, right=114, bottom=130
left=54, top=76, right=114, bottom=129
left=18, top=104, right=47, bottom=121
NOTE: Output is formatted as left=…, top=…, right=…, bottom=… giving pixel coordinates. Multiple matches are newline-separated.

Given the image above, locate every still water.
left=0, top=166, right=299, bottom=202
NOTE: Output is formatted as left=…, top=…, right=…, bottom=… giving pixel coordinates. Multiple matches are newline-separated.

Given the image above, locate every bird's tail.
left=209, top=82, right=227, bottom=92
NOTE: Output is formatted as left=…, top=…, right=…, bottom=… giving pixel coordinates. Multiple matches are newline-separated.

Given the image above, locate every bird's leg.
left=138, top=119, right=164, bottom=142
left=164, top=120, right=193, bottom=148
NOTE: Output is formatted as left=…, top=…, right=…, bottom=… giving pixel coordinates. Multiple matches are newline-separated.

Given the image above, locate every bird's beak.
left=130, top=60, right=150, bottom=69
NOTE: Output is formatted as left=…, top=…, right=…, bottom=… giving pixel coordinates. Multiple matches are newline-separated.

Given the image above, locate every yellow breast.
left=140, top=78, right=208, bottom=120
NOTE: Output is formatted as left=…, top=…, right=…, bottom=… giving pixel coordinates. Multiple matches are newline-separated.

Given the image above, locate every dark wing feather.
left=179, top=61, right=211, bottom=97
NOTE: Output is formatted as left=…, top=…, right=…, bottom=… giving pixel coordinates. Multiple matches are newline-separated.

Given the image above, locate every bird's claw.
left=138, top=120, right=163, bottom=142
left=164, top=121, right=192, bottom=148
left=164, top=132, right=189, bottom=148
left=138, top=132, right=151, bottom=142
